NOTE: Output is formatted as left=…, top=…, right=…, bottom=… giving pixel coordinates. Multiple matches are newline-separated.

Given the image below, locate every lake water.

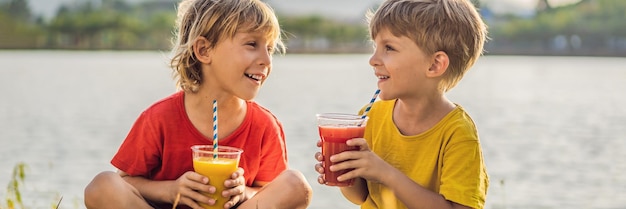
left=1, top=51, right=625, bottom=209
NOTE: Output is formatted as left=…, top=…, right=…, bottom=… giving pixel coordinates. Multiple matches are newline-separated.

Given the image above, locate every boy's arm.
left=124, top=177, right=171, bottom=201
left=118, top=170, right=178, bottom=203
left=339, top=139, right=472, bottom=209
left=339, top=177, right=368, bottom=205
left=118, top=170, right=213, bottom=208
left=381, top=168, right=472, bottom=209
left=245, top=181, right=266, bottom=200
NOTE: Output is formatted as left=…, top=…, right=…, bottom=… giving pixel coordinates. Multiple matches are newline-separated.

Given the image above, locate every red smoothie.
left=318, top=125, right=365, bottom=186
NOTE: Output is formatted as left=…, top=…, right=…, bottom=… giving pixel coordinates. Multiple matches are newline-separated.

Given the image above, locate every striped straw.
left=361, top=89, right=380, bottom=119
left=212, top=99, right=218, bottom=159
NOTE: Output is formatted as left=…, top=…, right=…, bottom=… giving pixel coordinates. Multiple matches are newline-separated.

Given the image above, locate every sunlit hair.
left=367, top=0, right=488, bottom=92
left=170, top=0, right=284, bottom=93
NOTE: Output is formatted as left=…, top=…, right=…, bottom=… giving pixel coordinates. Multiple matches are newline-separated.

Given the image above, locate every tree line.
left=486, top=0, right=626, bottom=56
left=0, top=0, right=369, bottom=52
left=1, top=0, right=175, bottom=50
left=1, top=0, right=625, bottom=56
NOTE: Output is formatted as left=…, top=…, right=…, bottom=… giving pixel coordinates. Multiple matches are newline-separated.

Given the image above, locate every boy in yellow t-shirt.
left=314, top=0, right=489, bottom=208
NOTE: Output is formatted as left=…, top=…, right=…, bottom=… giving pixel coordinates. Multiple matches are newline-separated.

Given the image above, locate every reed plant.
left=1, top=162, right=63, bottom=209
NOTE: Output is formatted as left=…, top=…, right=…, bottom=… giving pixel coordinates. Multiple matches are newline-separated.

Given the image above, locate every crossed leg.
left=84, top=170, right=312, bottom=209
left=84, top=171, right=154, bottom=209
left=237, top=169, right=312, bottom=209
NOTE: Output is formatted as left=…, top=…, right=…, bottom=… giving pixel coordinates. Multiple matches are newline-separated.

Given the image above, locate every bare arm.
left=379, top=167, right=471, bottom=209
left=243, top=180, right=266, bottom=200
left=118, top=170, right=212, bottom=209
left=119, top=168, right=250, bottom=209
left=119, top=171, right=173, bottom=203
left=338, top=177, right=368, bottom=205
left=314, top=140, right=368, bottom=205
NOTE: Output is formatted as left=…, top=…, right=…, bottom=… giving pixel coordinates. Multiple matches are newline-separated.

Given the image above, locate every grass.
left=1, top=162, right=63, bottom=209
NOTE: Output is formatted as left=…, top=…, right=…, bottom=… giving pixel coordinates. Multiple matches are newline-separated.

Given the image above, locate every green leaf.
left=15, top=191, right=21, bottom=205
left=7, top=199, right=14, bottom=209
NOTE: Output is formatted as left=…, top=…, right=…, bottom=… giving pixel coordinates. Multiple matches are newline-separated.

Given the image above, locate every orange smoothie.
left=193, top=157, right=239, bottom=209
left=318, top=125, right=365, bottom=186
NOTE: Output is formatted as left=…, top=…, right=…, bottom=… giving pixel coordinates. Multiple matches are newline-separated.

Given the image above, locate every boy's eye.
left=246, top=42, right=257, bottom=47
left=385, top=45, right=395, bottom=51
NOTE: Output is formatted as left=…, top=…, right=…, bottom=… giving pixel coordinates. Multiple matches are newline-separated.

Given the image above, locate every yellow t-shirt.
left=360, top=100, right=489, bottom=209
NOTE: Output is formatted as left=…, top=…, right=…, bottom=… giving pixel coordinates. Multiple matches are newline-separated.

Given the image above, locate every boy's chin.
left=377, top=92, right=391, bottom=101
left=239, top=92, right=259, bottom=101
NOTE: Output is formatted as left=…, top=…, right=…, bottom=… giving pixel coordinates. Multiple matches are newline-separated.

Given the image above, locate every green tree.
left=279, top=14, right=368, bottom=52
left=0, top=0, right=45, bottom=49
left=0, top=0, right=31, bottom=21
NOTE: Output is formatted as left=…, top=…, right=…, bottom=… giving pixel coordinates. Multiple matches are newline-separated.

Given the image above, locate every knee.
left=84, top=171, right=119, bottom=207
left=280, top=170, right=312, bottom=204
left=85, top=171, right=118, bottom=194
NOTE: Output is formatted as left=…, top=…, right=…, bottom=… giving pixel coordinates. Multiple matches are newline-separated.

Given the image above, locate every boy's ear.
left=427, top=51, right=449, bottom=78
left=193, top=36, right=212, bottom=64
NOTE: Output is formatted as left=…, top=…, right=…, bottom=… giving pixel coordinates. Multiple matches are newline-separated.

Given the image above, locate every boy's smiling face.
left=369, top=28, right=435, bottom=101
left=203, top=31, right=275, bottom=100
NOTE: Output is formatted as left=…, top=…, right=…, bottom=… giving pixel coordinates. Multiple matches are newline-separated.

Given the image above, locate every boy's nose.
left=258, top=50, right=272, bottom=66
left=369, top=53, right=381, bottom=69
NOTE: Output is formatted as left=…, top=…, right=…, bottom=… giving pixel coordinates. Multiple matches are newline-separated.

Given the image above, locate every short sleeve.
left=439, top=129, right=489, bottom=208
left=111, top=110, right=163, bottom=177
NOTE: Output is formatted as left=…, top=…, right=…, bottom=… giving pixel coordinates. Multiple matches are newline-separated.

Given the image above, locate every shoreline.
left=1, top=48, right=625, bottom=58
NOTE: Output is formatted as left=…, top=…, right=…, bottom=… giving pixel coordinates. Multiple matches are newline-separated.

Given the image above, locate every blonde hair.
left=170, top=0, right=284, bottom=93
left=367, top=0, right=487, bottom=92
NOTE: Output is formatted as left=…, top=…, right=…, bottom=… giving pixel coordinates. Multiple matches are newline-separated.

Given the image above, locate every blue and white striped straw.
left=361, top=89, right=380, bottom=119
left=212, top=99, right=218, bottom=159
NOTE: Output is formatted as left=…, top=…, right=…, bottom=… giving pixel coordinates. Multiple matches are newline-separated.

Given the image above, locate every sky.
left=27, top=0, right=582, bottom=20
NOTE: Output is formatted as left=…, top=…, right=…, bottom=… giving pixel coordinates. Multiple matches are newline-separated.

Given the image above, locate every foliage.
left=279, top=14, right=369, bottom=52
left=2, top=162, right=27, bottom=209
left=0, top=163, right=64, bottom=209
left=0, top=0, right=625, bottom=55
left=0, top=0, right=31, bottom=21
left=495, top=1, right=626, bottom=39
left=488, top=0, right=626, bottom=55
left=0, top=0, right=175, bottom=50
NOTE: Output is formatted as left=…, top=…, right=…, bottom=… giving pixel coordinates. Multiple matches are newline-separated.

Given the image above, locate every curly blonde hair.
left=170, top=0, right=284, bottom=93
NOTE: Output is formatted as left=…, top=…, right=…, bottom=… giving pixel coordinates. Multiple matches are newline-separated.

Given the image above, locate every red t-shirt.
left=111, top=91, right=287, bottom=207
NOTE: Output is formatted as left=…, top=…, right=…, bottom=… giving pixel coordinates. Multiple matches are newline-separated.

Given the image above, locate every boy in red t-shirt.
left=84, top=0, right=312, bottom=208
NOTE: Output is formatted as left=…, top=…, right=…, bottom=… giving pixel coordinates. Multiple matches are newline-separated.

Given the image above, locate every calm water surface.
left=0, top=51, right=625, bottom=208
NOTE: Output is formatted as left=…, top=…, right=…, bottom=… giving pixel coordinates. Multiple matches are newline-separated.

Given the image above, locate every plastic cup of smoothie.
left=316, top=113, right=368, bottom=187
left=191, top=145, right=243, bottom=209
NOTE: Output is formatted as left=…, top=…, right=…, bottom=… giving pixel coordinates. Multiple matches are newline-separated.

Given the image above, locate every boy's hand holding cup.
left=315, top=113, right=368, bottom=187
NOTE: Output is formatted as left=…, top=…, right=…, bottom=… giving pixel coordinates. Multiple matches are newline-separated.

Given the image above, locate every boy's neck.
left=183, top=90, right=247, bottom=140
left=392, top=96, right=455, bottom=136
left=185, top=91, right=246, bottom=114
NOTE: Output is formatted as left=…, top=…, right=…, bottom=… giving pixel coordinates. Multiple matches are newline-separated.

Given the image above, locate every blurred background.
left=2, top=0, right=626, bottom=56
left=1, top=0, right=625, bottom=209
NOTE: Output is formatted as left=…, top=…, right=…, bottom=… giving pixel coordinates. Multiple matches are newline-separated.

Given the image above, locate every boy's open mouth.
left=245, top=73, right=263, bottom=81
